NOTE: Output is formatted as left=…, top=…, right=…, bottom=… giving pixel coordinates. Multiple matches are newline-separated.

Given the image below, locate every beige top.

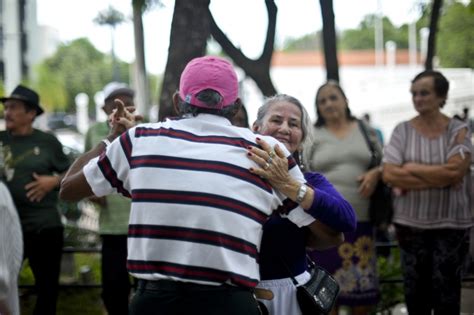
left=384, top=119, right=473, bottom=229
left=305, top=125, right=372, bottom=221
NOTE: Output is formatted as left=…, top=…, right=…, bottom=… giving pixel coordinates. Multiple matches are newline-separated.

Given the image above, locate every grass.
left=18, top=244, right=405, bottom=314
left=376, top=247, right=405, bottom=312
left=19, top=253, right=104, bottom=315
left=20, top=288, right=104, bottom=315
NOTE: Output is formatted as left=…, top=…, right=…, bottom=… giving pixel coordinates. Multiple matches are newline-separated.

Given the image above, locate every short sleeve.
left=83, top=128, right=136, bottom=198
left=383, top=122, right=406, bottom=165
left=50, top=135, right=71, bottom=173
left=447, top=120, right=472, bottom=159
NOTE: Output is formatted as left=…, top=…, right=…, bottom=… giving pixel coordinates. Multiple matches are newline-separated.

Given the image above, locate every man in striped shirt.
left=60, top=56, right=310, bottom=315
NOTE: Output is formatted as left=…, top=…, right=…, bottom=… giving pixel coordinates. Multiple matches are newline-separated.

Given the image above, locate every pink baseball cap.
left=179, top=56, right=239, bottom=109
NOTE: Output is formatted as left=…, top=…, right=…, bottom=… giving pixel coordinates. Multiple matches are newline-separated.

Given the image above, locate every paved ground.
left=337, top=279, right=474, bottom=315
left=382, top=286, right=474, bottom=315
left=461, top=285, right=474, bottom=315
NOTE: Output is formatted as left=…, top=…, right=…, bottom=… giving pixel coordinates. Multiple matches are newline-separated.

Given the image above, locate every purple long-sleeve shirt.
left=259, top=172, right=356, bottom=280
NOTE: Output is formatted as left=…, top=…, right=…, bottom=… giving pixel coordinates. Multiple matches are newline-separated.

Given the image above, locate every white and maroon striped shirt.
left=83, top=114, right=310, bottom=288
left=383, top=119, right=473, bottom=230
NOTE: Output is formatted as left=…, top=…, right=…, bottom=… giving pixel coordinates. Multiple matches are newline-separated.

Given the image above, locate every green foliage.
left=94, top=5, right=125, bottom=28
left=282, top=14, right=411, bottom=52
left=21, top=288, right=104, bottom=315
left=34, top=63, right=68, bottom=112
left=20, top=253, right=103, bottom=314
left=376, top=247, right=405, bottom=312
left=437, top=0, right=474, bottom=68
left=282, top=31, right=323, bottom=51
left=339, top=15, right=409, bottom=50
left=281, top=1, right=472, bottom=68
left=148, top=73, right=162, bottom=105
left=36, top=38, right=131, bottom=113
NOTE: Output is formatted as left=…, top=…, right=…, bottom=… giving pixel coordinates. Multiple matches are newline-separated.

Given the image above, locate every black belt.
left=137, top=279, right=251, bottom=293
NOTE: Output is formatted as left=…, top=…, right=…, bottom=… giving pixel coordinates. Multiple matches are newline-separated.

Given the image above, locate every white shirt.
left=0, top=181, right=23, bottom=315
left=84, top=114, right=312, bottom=287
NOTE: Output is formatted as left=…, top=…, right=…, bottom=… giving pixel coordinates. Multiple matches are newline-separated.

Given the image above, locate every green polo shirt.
left=0, top=129, right=70, bottom=233
left=84, top=122, right=131, bottom=235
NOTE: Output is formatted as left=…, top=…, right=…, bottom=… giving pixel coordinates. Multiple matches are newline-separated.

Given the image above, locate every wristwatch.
left=296, top=184, right=308, bottom=204
left=101, top=138, right=111, bottom=147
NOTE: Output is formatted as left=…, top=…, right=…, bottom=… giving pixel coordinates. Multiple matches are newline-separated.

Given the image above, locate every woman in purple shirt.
left=246, top=94, right=356, bottom=315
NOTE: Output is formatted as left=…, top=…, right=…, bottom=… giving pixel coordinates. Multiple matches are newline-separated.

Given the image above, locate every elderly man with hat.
left=60, top=56, right=311, bottom=314
left=84, top=82, right=135, bottom=315
left=0, top=85, right=70, bottom=315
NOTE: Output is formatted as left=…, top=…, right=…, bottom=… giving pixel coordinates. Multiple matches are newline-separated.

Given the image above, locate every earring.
left=298, top=151, right=305, bottom=171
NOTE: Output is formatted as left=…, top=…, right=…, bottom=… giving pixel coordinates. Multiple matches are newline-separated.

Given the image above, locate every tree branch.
left=208, top=0, right=277, bottom=96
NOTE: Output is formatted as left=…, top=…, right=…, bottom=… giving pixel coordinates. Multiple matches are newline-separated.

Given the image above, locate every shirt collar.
left=185, top=113, right=232, bottom=126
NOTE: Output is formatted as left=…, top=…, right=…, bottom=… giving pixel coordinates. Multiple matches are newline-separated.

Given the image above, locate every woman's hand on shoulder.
left=246, top=137, right=293, bottom=192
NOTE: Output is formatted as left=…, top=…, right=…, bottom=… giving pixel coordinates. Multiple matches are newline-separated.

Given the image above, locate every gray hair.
left=177, top=89, right=240, bottom=120
left=254, top=94, right=314, bottom=148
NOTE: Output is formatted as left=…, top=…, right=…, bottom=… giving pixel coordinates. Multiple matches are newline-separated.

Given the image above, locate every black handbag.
left=358, top=120, right=393, bottom=228
left=282, top=255, right=339, bottom=315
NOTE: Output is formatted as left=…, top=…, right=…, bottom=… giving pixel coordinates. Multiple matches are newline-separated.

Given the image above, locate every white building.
left=1, top=0, right=59, bottom=92
left=241, top=50, right=474, bottom=140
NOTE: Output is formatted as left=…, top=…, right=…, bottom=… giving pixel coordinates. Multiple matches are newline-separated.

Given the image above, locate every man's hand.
left=25, top=172, right=59, bottom=202
left=108, top=99, right=143, bottom=140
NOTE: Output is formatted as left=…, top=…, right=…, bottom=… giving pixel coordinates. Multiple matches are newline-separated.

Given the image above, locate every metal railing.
left=18, top=241, right=474, bottom=289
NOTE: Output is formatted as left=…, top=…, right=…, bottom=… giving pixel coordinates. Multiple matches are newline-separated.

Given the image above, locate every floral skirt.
left=309, top=221, right=380, bottom=306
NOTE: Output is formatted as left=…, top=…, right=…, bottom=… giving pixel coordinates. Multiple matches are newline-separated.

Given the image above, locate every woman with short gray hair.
left=245, top=94, right=356, bottom=315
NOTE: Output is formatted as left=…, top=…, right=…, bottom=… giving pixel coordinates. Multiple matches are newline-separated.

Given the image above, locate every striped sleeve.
left=383, top=122, right=406, bottom=165
left=83, top=127, right=137, bottom=198
left=447, top=120, right=472, bottom=159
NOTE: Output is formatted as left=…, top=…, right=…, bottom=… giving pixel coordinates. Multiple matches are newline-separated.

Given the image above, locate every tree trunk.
left=132, top=0, right=149, bottom=118
left=158, top=0, right=211, bottom=121
left=425, top=0, right=443, bottom=70
left=209, top=0, right=277, bottom=96
left=319, top=0, right=339, bottom=82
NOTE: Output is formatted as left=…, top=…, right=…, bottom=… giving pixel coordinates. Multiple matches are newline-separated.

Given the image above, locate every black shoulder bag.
left=357, top=120, right=393, bottom=228
left=281, top=255, right=339, bottom=315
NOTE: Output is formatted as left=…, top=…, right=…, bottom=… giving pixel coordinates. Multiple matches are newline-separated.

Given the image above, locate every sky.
left=36, top=0, right=425, bottom=75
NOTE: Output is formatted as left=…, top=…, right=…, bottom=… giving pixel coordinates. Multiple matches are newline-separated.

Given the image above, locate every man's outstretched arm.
left=59, top=140, right=109, bottom=201
left=60, top=100, right=141, bottom=201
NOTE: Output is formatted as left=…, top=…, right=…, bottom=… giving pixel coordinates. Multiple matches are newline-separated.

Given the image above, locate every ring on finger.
left=263, top=162, right=271, bottom=170
left=266, top=157, right=273, bottom=164
left=269, top=151, right=276, bottom=159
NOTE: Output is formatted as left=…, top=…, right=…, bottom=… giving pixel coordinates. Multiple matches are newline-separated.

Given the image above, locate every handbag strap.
left=357, top=119, right=379, bottom=169
left=278, top=254, right=315, bottom=287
